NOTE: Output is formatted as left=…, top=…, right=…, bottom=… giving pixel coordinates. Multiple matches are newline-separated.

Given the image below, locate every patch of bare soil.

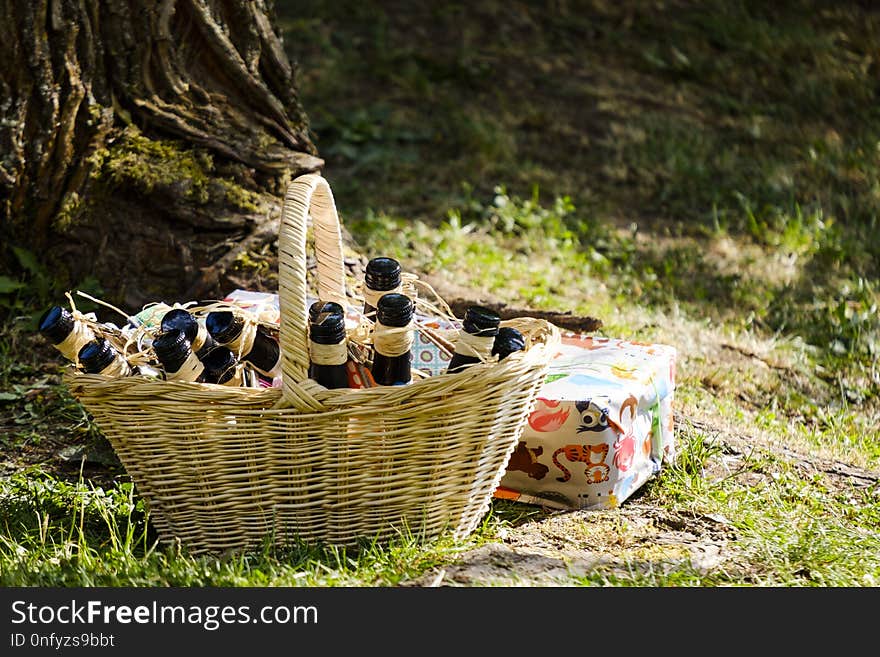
left=402, top=416, right=879, bottom=587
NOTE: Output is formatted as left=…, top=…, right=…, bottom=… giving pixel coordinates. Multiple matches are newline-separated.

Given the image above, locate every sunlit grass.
left=601, top=424, right=880, bottom=587
left=0, top=466, right=511, bottom=587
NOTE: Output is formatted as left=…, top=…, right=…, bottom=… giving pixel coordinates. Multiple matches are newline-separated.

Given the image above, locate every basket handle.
left=278, top=174, right=348, bottom=392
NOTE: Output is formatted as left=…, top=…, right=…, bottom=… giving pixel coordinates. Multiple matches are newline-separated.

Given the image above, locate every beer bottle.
left=369, top=293, right=414, bottom=386
left=362, top=257, right=402, bottom=320
left=152, top=329, right=205, bottom=383
left=309, top=300, right=345, bottom=324
left=39, top=305, right=96, bottom=362
left=446, top=306, right=501, bottom=374
left=205, top=310, right=281, bottom=379
left=200, top=345, right=249, bottom=386
left=160, top=308, right=217, bottom=359
left=492, top=326, right=526, bottom=361
left=308, top=305, right=350, bottom=389
left=77, top=337, right=132, bottom=377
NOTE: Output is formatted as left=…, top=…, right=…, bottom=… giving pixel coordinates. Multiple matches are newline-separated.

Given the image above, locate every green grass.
left=0, top=464, right=543, bottom=587
left=576, top=424, right=880, bottom=586
left=1, top=0, right=879, bottom=586
left=5, top=442, right=875, bottom=587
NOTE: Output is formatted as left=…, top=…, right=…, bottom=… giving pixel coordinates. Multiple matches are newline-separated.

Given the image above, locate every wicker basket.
left=65, top=173, right=560, bottom=555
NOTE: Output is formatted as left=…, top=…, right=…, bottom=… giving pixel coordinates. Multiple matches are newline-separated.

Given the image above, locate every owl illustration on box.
left=575, top=397, right=611, bottom=433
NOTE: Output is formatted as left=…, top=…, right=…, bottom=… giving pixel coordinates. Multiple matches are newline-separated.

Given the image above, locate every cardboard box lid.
left=539, top=334, right=676, bottom=405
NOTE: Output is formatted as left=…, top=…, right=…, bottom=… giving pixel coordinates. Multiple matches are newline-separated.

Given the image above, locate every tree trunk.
left=0, top=0, right=323, bottom=310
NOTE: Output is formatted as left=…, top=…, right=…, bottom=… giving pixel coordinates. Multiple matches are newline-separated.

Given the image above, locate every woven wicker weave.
left=65, top=174, right=560, bottom=555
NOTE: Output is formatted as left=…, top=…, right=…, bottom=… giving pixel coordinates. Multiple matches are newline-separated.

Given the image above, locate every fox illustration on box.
left=528, top=398, right=571, bottom=433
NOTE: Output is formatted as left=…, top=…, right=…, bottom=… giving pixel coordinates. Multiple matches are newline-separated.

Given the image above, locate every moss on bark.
left=1, top=0, right=322, bottom=308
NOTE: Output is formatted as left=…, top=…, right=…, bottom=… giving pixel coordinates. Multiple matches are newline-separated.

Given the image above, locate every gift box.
left=494, top=333, right=676, bottom=510
left=222, top=289, right=282, bottom=324
left=411, top=310, right=454, bottom=377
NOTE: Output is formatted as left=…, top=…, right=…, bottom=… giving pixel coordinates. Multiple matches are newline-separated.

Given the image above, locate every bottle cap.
left=462, top=306, right=501, bottom=337
left=39, top=306, right=75, bottom=344
left=152, top=329, right=192, bottom=373
left=492, top=326, right=526, bottom=359
left=205, top=311, right=244, bottom=344
left=364, top=257, right=402, bottom=292
left=78, top=338, right=117, bottom=373
left=161, top=308, right=199, bottom=344
left=309, top=300, right=345, bottom=324
left=376, top=293, right=413, bottom=328
left=201, top=346, right=238, bottom=384
left=309, top=310, right=347, bottom=345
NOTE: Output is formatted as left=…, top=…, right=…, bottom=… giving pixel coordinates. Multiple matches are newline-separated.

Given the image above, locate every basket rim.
left=65, top=315, right=561, bottom=409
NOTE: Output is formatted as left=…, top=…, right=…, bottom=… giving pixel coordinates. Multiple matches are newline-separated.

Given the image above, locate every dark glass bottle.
left=446, top=306, right=501, bottom=374
left=152, top=329, right=205, bottom=382
left=362, top=257, right=402, bottom=319
left=205, top=311, right=281, bottom=379
left=369, top=293, right=414, bottom=386
left=78, top=338, right=132, bottom=377
left=160, top=308, right=217, bottom=359
left=39, top=305, right=96, bottom=361
left=308, top=306, right=350, bottom=389
left=309, top=300, right=346, bottom=324
left=200, top=345, right=244, bottom=386
left=492, top=326, right=526, bottom=361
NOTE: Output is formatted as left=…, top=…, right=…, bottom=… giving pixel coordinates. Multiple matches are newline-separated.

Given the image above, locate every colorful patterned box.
left=411, top=311, right=454, bottom=377
left=494, top=334, right=676, bottom=510
left=222, top=289, right=282, bottom=324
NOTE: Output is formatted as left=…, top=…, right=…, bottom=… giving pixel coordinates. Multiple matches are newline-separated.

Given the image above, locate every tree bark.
left=0, top=0, right=323, bottom=310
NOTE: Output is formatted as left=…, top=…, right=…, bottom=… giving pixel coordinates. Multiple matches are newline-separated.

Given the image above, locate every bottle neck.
left=213, top=315, right=251, bottom=352
left=192, top=324, right=216, bottom=356
left=200, top=347, right=237, bottom=384
left=309, top=340, right=348, bottom=366
left=364, top=258, right=402, bottom=304
left=55, top=320, right=96, bottom=362
left=243, top=328, right=281, bottom=377
left=453, top=330, right=496, bottom=360
left=93, top=353, right=132, bottom=377
left=164, top=349, right=205, bottom=382
left=372, top=321, right=414, bottom=357
left=493, top=329, right=526, bottom=360
left=214, top=318, right=281, bottom=378
left=363, top=284, right=403, bottom=313
left=79, top=339, right=129, bottom=376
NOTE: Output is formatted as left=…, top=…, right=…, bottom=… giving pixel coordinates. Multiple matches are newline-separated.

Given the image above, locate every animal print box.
left=494, top=333, right=676, bottom=510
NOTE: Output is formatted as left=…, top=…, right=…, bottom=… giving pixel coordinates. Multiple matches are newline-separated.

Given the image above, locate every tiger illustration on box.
left=552, top=443, right=610, bottom=483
